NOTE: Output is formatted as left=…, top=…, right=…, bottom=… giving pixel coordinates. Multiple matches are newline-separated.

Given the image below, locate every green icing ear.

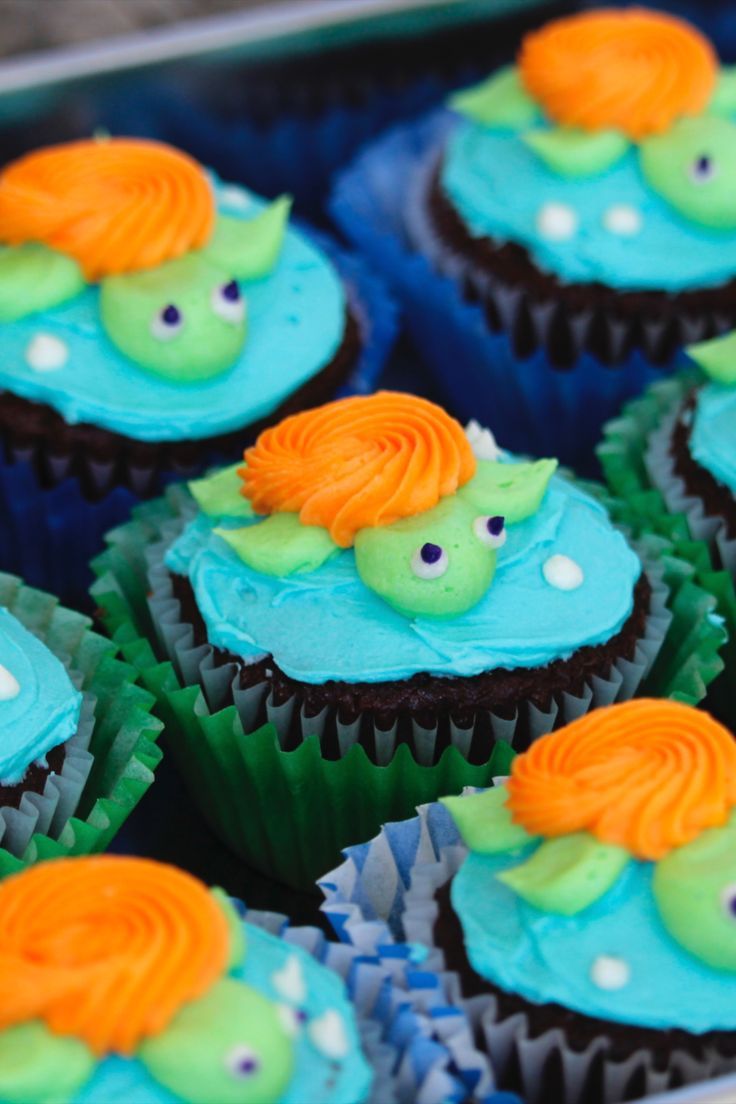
left=100, top=253, right=246, bottom=382
left=190, top=463, right=254, bottom=519
left=205, top=197, right=291, bottom=281
left=441, top=785, right=537, bottom=854
left=640, top=116, right=736, bottom=230
left=522, top=127, right=629, bottom=178
left=653, top=811, right=736, bottom=971
left=215, top=513, right=339, bottom=576
left=0, top=242, right=84, bottom=322
left=354, top=494, right=498, bottom=618
left=709, top=66, right=736, bottom=116
left=0, top=1021, right=94, bottom=1104
left=449, top=66, right=540, bottom=130
left=457, top=458, right=557, bottom=523
left=211, top=887, right=247, bottom=971
left=497, top=833, right=630, bottom=916
left=139, top=978, right=294, bottom=1104
left=686, top=329, right=736, bottom=385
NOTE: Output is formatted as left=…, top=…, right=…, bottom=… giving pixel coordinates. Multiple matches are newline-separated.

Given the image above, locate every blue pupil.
left=487, top=515, right=505, bottom=536
left=695, top=155, right=712, bottom=176
left=161, top=304, right=181, bottom=325
left=223, top=280, right=241, bottom=301
left=420, top=543, right=443, bottom=564
left=236, top=1057, right=258, bottom=1076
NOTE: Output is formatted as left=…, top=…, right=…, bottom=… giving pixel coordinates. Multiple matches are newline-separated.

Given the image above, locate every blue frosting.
left=691, top=382, right=736, bottom=494
left=452, top=847, right=736, bottom=1034
left=45, top=923, right=372, bottom=1104
left=0, top=185, right=346, bottom=442
left=442, top=119, right=736, bottom=291
left=0, top=607, right=82, bottom=784
left=165, top=466, right=641, bottom=684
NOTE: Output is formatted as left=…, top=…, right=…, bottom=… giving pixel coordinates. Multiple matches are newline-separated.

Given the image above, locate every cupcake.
left=91, top=392, right=725, bottom=888
left=331, top=7, right=736, bottom=469
left=0, top=571, right=161, bottom=875
left=0, top=853, right=475, bottom=1104
left=0, top=137, right=395, bottom=605
left=322, top=699, right=736, bottom=1104
left=598, top=328, right=736, bottom=723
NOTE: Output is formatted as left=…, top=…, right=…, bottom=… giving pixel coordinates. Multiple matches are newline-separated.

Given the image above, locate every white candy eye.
left=690, top=154, right=717, bottom=184
left=212, top=280, right=246, bottom=324
left=225, top=1044, right=261, bottom=1079
left=720, top=883, right=736, bottom=920
left=151, top=303, right=183, bottom=341
left=410, top=542, right=448, bottom=579
left=473, top=515, right=506, bottom=549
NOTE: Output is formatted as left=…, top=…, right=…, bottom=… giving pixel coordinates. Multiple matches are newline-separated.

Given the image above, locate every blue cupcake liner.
left=320, top=801, right=736, bottom=1104
left=0, top=233, right=396, bottom=610
left=239, top=895, right=486, bottom=1104
left=329, top=111, right=684, bottom=474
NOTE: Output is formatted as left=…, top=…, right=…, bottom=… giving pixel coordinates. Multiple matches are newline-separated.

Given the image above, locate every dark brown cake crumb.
left=0, top=742, right=66, bottom=810
left=670, top=396, right=736, bottom=543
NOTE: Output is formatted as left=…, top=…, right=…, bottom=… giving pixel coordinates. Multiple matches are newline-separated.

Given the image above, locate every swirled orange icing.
left=0, top=856, right=230, bottom=1055
left=518, top=9, right=717, bottom=140
left=0, top=139, right=214, bottom=280
left=241, top=392, right=476, bottom=547
left=506, top=700, right=736, bottom=860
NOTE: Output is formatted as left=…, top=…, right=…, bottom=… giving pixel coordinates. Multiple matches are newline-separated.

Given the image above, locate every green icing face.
left=640, top=116, right=736, bottom=230
left=0, top=1022, right=94, bottom=1104
left=0, top=243, right=84, bottom=323
left=139, top=978, right=295, bottom=1104
left=653, top=812, right=736, bottom=972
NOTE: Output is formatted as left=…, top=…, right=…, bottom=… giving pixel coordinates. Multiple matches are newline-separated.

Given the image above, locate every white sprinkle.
left=219, top=184, right=252, bottom=210
left=277, top=1004, right=301, bottom=1037
left=271, top=954, right=306, bottom=1005
left=590, top=955, right=630, bottom=990
left=536, top=202, right=578, bottom=242
left=465, top=419, right=501, bottom=461
left=602, top=204, right=642, bottom=237
left=25, top=333, right=68, bottom=372
left=0, top=664, right=19, bottom=701
left=543, top=554, right=584, bottom=591
left=308, top=1010, right=349, bottom=1060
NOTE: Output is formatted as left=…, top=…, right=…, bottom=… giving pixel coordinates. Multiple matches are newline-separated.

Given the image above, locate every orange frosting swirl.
left=518, top=8, right=717, bottom=140
left=241, top=392, right=477, bottom=547
left=0, top=138, right=214, bottom=280
left=506, top=700, right=736, bottom=860
left=0, top=856, right=230, bottom=1055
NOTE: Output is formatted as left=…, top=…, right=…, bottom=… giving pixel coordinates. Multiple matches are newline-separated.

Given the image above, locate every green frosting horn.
left=497, top=833, right=630, bottom=916
left=450, top=66, right=540, bottom=131
left=0, top=1022, right=94, bottom=1104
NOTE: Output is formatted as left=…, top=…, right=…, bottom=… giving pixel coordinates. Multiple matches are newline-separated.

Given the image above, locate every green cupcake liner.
left=91, top=486, right=726, bottom=890
left=0, top=572, right=163, bottom=878
left=598, top=376, right=736, bottom=726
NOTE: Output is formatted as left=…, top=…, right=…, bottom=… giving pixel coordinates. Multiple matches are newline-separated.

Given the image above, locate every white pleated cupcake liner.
left=320, top=801, right=736, bottom=1104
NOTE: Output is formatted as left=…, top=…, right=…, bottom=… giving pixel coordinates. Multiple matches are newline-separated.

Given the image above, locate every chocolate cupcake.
left=92, top=392, right=725, bottom=887
left=331, top=7, right=736, bottom=467
left=322, top=699, right=736, bottom=1104
left=0, top=138, right=394, bottom=604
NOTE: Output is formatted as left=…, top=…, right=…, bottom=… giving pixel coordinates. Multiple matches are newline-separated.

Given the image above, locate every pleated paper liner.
left=236, top=896, right=488, bottom=1104
left=320, top=801, right=736, bottom=1104
left=329, top=111, right=736, bottom=473
left=598, top=374, right=736, bottom=727
left=0, top=234, right=397, bottom=611
left=0, top=572, right=163, bottom=878
left=91, top=477, right=725, bottom=891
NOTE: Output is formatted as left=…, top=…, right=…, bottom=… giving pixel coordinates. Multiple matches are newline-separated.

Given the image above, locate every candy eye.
left=411, top=542, right=448, bottom=580
left=473, top=515, right=507, bottom=549
left=151, top=303, right=183, bottom=341
left=690, top=154, right=717, bottom=184
left=212, top=280, right=246, bottom=324
left=225, top=1044, right=261, bottom=1079
left=720, top=884, right=736, bottom=919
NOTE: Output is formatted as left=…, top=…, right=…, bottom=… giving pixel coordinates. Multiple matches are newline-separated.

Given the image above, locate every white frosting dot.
left=218, top=184, right=252, bottom=210
left=0, top=664, right=20, bottom=701
left=536, top=202, right=578, bottom=241
left=602, top=204, right=642, bottom=237
left=271, top=954, right=306, bottom=1005
left=590, top=955, right=630, bottom=990
left=25, top=333, right=68, bottom=372
left=543, top=554, right=584, bottom=591
left=308, top=1009, right=349, bottom=1059
left=465, top=419, right=501, bottom=461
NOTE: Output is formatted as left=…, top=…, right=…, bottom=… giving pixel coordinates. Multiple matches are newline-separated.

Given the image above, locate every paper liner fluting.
left=91, top=479, right=724, bottom=890
left=320, top=801, right=736, bottom=1104
left=0, top=572, right=163, bottom=877
left=598, top=375, right=736, bottom=726
left=0, top=233, right=396, bottom=611
left=329, top=111, right=735, bottom=472
left=239, top=896, right=488, bottom=1104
